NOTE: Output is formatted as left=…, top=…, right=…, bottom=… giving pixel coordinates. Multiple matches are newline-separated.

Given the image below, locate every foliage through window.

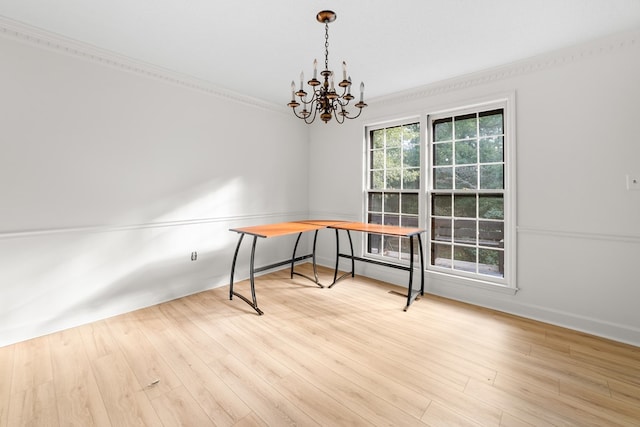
left=364, top=100, right=513, bottom=288
left=430, top=108, right=506, bottom=278
left=366, top=122, right=420, bottom=261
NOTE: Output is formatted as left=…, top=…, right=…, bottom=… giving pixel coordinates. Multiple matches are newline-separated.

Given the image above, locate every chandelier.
left=287, top=10, right=367, bottom=124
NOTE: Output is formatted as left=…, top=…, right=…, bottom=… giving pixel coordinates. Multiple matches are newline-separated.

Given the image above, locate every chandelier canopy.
left=287, top=10, right=367, bottom=124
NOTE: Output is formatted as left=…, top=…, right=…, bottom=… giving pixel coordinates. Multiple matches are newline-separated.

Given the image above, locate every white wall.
left=2, top=20, right=639, bottom=348
left=0, top=23, right=309, bottom=347
left=308, top=29, right=640, bottom=346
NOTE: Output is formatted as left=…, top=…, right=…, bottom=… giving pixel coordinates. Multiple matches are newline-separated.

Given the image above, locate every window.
left=364, top=98, right=515, bottom=289
left=429, top=106, right=509, bottom=282
left=366, top=122, right=420, bottom=262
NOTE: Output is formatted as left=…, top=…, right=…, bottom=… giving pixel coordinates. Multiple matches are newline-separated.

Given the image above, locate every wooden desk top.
left=230, top=220, right=425, bottom=238
left=229, top=221, right=326, bottom=238
left=295, top=219, right=351, bottom=227
left=329, top=221, right=425, bottom=237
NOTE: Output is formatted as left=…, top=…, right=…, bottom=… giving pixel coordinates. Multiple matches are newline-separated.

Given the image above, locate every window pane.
left=479, top=109, right=503, bottom=137
left=403, top=123, right=420, bottom=144
left=454, top=195, right=476, bottom=218
left=403, top=168, right=420, bottom=189
left=455, top=140, right=477, bottom=165
left=454, top=246, right=477, bottom=272
left=371, top=170, right=384, bottom=189
left=386, top=147, right=401, bottom=168
left=404, top=122, right=420, bottom=139
left=455, top=165, right=477, bottom=189
left=384, top=214, right=400, bottom=226
left=386, top=170, right=401, bottom=189
left=434, top=167, right=453, bottom=189
left=454, top=219, right=476, bottom=244
left=401, top=193, right=419, bottom=215
left=371, top=149, right=384, bottom=169
left=372, top=129, right=384, bottom=149
left=431, top=243, right=452, bottom=268
left=479, top=137, right=503, bottom=163
left=478, top=195, right=504, bottom=219
left=384, top=193, right=400, bottom=213
left=368, top=234, right=382, bottom=254
left=432, top=218, right=452, bottom=241
left=432, top=195, right=452, bottom=216
left=434, top=142, right=453, bottom=166
left=401, top=215, right=418, bottom=228
left=403, top=143, right=420, bottom=167
left=368, top=213, right=382, bottom=225
left=434, top=118, right=452, bottom=142
left=369, top=192, right=382, bottom=212
left=479, top=221, right=504, bottom=248
left=478, top=248, right=504, bottom=277
left=480, top=164, right=504, bottom=189
left=386, top=126, right=402, bottom=148
left=384, top=236, right=400, bottom=257
left=455, top=114, right=477, bottom=139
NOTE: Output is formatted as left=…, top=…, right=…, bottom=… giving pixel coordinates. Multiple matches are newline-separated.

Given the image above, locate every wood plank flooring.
left=1, top=264, right=639, bottom=426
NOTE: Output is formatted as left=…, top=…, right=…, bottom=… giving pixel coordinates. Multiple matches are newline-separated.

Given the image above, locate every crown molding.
left=0, top=15, right=287, bottom=113
left=2, top=15, right=638, bottom=116
left=370, top=27, right=640, bottom=107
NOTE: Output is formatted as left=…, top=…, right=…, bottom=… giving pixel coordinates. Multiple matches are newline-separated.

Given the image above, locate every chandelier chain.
left=324, top=23, right=330, bottom=71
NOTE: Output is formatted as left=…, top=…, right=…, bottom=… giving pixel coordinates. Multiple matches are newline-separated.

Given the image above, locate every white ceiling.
left=1, top=0, right=640, bottom=105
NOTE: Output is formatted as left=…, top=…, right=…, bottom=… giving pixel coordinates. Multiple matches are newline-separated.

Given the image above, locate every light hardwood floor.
left=1, top=264, right=639, bottom=426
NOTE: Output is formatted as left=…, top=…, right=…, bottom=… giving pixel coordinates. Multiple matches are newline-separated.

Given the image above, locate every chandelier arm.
left=332, top=105, right=346, bottom=124
left=297, top=93, right=318, bottom=106
left=290, top=107, right=310, bottom=120
left=334, top=96, right=352, bottom=108
left=345, top=106, right=364, bottom=120
left=304, top=104, right=319, bottom=124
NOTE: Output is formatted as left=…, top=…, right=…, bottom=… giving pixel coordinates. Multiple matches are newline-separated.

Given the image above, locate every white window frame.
left=426, top=94, right=517, bottom=291
left=362, top=93, right=517, bottom=292
left=363, top=117, right=422, bottom=266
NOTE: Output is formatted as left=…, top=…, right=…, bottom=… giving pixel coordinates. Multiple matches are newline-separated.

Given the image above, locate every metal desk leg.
left=418, top=233, right=425, bottom=296
left=229, top=234, right=264, bottom=315
left=404, top=233, right=425, bottom=311
left=404, top=235, right=415, bottom=311
left=332, top=229, right=340, bottom=285
left=291, top=230, right=323, bottom=287
left=329, top=229, right=355, bottom=288
left=311, top=229, right=319, bottom=284
left=347, top=230, right=355, bottom=277
left=290, top=232, right=303, bottom=279
left=249, top=236, right=261, bottom=312
left=229, top=233, right=245, bottom=300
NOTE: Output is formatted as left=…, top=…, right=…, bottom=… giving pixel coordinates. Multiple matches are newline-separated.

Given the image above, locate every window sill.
left=427, top=269, right=518, bottom=295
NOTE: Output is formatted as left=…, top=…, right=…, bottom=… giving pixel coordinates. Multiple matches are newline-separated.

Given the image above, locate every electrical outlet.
left=190, top=251, right=198, bottom=261
left=626, top=175, right=640, bottom=191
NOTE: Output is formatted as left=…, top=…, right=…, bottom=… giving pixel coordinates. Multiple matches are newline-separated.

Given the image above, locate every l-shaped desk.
left=229, top=220, right=425, bottom=315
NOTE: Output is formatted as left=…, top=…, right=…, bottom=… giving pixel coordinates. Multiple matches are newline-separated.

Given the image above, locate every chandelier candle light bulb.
left=287, top=10, right=367, bottom=124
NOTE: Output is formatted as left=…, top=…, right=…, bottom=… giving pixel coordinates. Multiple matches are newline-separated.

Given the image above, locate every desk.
left=228, top=221, right=346, bottom=315
left=229, top=220, right=425, bottom=314
left=328, top=222, right=425, bottom=311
